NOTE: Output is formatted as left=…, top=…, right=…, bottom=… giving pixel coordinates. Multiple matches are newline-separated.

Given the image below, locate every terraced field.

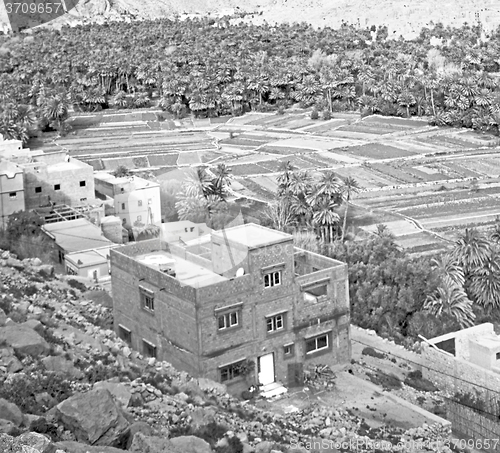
left=29, top=109, right=500, bottom=255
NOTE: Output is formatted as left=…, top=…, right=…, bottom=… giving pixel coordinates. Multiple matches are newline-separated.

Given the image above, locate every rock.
left=255, top=441, right=274, bottom=453
left=129, top=433, right=182, bottom=453
left=55, top=441, right=125, bottom=453
left=55, top=388, right=130, bottom=446
left=0, top=419, right=17, bottom=434
left=0, top=309, right=6, bottom=327
left=42, top=356, right=84, bottom=380
left=197, top=378, right=227, bottom=395
left=33, top=265, right=55, bottom=279
left=32, top=258, right=42, bottom=267
left=0, top=398, right=23, bottom=426
left=122, top=347, right=131, bottom=358
left=5, top=257, right=24, bottom=270
left=16, top=432, right=54, bottom=453
left=242, top=442, right=255, bottom=453
left=124, top=421, right=154, bottom=449
left=0, top=325, right=50, bottom=357
left=190, top=407, right=216, bottom=429
left=170, top=435, right=213, bottom=453
left=22, top=319, right=45, bottom=335
left=0, top=347, right=23, bottom=373
left=93, top=381, right=132, bottom=408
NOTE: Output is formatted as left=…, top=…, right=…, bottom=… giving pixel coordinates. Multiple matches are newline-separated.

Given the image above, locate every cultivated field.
left=29, top=109, right=500, bottom=255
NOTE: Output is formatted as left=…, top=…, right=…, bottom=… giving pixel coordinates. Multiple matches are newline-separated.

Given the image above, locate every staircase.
left=259, top=382, right=288, bottom=399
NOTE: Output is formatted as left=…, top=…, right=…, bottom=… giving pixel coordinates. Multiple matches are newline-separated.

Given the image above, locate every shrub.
left=366, top=371, right=402, bottom=391
left=404, top=372, right=438, bottom=392
left=66, top=279, right=87, bottom=292
left=310, top=109, right=319, bottom=120
left=322, top=110, right=332, bottom=120
left=362, top=347, right=385, bottom=359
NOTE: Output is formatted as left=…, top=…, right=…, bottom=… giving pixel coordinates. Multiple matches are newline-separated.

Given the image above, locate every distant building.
left=0, top=160, right=25, bottom=229
left=65, top=246, right=116, bottom=282
left=111, top=223, right=351, bottom=395
left=94, top=173, right=161, bottom=229
left=160, top=220, right=211, bottom=244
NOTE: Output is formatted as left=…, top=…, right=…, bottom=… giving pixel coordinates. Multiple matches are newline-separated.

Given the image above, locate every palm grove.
left=3, top=19, right=500, bottom=140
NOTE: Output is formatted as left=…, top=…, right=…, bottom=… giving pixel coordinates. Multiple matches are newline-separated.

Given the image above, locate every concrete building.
left=65, top=246, right=115, bottom=282
left=0, top=160, right=25, bottom=229
left=111, top=223, right=350, bottom=394
left=160, top=220, right=211, bottom=244
left=94, top=173, right=161, bottom=229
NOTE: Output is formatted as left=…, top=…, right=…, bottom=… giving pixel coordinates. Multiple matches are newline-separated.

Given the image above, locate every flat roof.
left=472, top=336, right=500, bottom=349
left=211, top=223, right=292, bottom=248
left=66, top=248, right=111, bottom=267
left=136, top=250, right=227, bottom=288
left=42, top=219, right=113, bottom=253
left=94, top=172, right=159, bottom=190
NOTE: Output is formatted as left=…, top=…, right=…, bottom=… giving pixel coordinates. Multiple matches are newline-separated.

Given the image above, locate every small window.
left=218, top=311, right=240, bottom=330
left=35, top=186, right=42, bottom=193
left=266, top=313, right=285, bottom=333
left=305, top=333, right=330, bottom=354
left=264, top=271, right=281, bottom=288
left=137, top=215, right=142, bottom=222
left=121, top=203, right=126, bottom=210
left=284, top=344, right=295, bottom=358
left=143, top=340, right=157, bottom=358
left=54, top=184, right=60, bottom=191
left=9, top=192, right=16, bottom=199
left=496, top=352, right=500, bottom=360
left=118, top=325, right=132, bottom=345
left=80, top=198, right=87, bottom=202
left=138, top=200, right=143, bottom=207
left=140, top=287, right=154, bottom=312
left=219, top=361, right=244, bottom=383
left=79, top=180, right=86, bottom=187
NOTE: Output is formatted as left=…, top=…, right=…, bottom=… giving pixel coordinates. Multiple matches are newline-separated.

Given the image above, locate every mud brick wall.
left=446, top=401, right=500, bottom=453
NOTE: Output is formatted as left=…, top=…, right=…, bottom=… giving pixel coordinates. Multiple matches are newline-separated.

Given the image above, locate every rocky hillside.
left=0, top=249, right=451, bottom=453
left=2, top=0, right=500, bottom=38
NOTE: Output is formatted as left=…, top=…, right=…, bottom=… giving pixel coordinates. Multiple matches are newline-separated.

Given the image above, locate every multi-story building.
left=0, top=160, right=25, bottom=229
left=94, top=173, right=161, bottom=228
left=110, top=223, right=350, bottom=394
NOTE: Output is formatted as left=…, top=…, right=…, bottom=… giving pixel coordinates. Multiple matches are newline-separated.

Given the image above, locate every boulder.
left=0, top=398, right=23, bottom=426
left=5, top=257, right=24, bottom=270
left=55, top=388, right=130, bottom=446
left=197, top=378, right=227, bottom=395
left=124, top=421, right=154, bottom=449
left=190, top=407, right=216, bottom=429
left=170, top=435, right=213, bottom=453
left=255, top=441, right=275, bottom=453
left=0, top=419, right=17, bottom=434
left=16, top=432, right=55, bottom=453
left=0, top=347, right=23, bottom=373
left=55, top=441, right=125, bottom=453
left=93, top=381, right=132, bottom=408
left=0, top=432, right=55, bottom=453
left=129, top=433, right=182, bottom=453
left=33, top=265, right=55, bottom=279
left=41, top=356, right=84, bottom=380
left=22, top=320, right=45, bottom=335
left=0, top=325, right=50, bottom=357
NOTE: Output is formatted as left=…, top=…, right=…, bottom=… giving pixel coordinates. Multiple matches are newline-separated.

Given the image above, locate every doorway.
left=258, top=352, right=275, bottom=386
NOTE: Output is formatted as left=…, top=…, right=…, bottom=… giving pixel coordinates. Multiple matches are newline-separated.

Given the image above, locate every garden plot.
left=236, top=178, right=276, bottom=200
left=361, top=219, right=421, bottom=237
left=147, top=154, right=179, bottom=167
left=405, top=165, right=452, bottom=182
left=318, top=151, right=361, bottom=164
left=444, top=160, right=491, bottom=178
left=245, top=175, right=278, bottom=194
left=299, top=119, right=350, bottom=134
left=225, top=153, right=281, bottom=166
left=369, top=163, right=422, bottom=184
left=266, top=137, right=339, bottom=151
left=421, top=209, right=500, bottom=230
left=343, top=143, right=419, bottom=160
left=396, top=232, right=449, bottom=255
left=457, top=158, right=500, bottom=177
left=334, top=166, right=400, bottom=189
left=230, top=163, right=269, bottom=176
left=391, top=138, right=456, bottom=155
left=177, top=152, right=202, bottom=166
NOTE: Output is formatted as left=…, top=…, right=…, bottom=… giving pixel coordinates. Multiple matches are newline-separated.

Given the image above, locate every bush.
left=362, top=347, right=385, bottom=359
left=404, top=373, right=438, bottom=392
left=310, top=109, right=319, bottom=120
left=366, top=371, right=402, bottom=390
left=66, top=279, right=87, bottom=292
left=322, top=110, right=332, bottom=120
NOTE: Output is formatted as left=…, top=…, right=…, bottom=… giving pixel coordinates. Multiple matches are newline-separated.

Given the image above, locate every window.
left=496, top=352, right=500, bottom=360
left=137, top=215, right=142, bottom=222
left=304, top=284, right=328, bottom=303
left=305, top=333, right=330, bottom=354
left=140, top=286, right=154, bottom=312
left=266, top=313, right=285, bottom=333
left=284, top=344, right=295, bottom=358
left=142, top=340, right=157, bottom=358
left=35, top=187, right=42, bottom=193
left=219, top=361, right=244, bottom=382
left=9, top=192, right=16, bottom=199
left=118, top=325, right=132, bottom=345
left=79, top=180, right=86, bottom=187
left=121, top=203, right=126, bottom=210
left=138, top=200, right=143, bottom=207
left=54, top=184, right=60, bottom=191
left=218, top=311, right=239, bottom=330
left=264, top=271, right=281, bottom=288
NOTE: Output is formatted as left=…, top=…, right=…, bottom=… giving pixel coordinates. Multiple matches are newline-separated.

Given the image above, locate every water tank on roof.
left=235, top=267, right=245, bottom=277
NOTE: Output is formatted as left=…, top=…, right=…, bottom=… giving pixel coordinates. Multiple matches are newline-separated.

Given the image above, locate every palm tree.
left=341, top=176, right=360, bottom=241
left=276, top=161, right=296, bottom=196
left=469, top=246, right=500, bottom=310
left=430, top=253, right=465, bottom=288
left=424, top=279, right=476, bottom=329
left=263, top=200, right=294, bottom=232
left=212, top=163, right=232, bottom=200
left=452, top=228, right=491, bottom=273
left=312, top=199, right=340, bottom=243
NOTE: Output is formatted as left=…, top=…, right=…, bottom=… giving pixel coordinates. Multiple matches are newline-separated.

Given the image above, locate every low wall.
left=446, top=401, right=500, bottom=453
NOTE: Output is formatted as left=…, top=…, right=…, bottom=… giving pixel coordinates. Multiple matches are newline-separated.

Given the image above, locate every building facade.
left=0, top=160, right=25, bottom=229
left=94, top=173, right=161, bottom=229
left=111, top=224, right=351, bottom=394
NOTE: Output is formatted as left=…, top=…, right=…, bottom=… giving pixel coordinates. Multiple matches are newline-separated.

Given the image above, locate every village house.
left=0, top=160, right=25, bottom=229
left=94, top=172, right=161, bottom=229
left=110, top=223, right=350, bottom=395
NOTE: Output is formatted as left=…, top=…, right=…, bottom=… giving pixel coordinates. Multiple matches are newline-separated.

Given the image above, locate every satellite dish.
left=235, top=267, right=245, bottom=277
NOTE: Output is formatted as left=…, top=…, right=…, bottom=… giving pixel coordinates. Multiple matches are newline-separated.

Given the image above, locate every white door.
left=258, top=353, right=275, bottom=386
